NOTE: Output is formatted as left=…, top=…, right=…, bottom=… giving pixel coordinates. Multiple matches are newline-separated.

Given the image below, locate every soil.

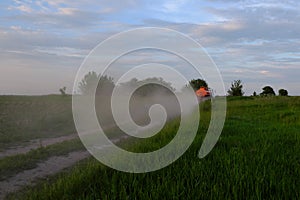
left=0, top=151, right=90, bottom=199
left=0, top=134, right=78, bottom=159
left=0, top=133, right=129, bottom=199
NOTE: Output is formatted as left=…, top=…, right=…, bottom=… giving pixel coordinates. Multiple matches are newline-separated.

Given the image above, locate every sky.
left=0, top=0, right=299, bottom=95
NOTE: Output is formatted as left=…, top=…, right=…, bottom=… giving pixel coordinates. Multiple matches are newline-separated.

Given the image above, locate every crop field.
left=0, top=95, right=86, bottom=199
left=0, top=95, right=76, bottom=149
left=2, top=96, right=299, bottom=199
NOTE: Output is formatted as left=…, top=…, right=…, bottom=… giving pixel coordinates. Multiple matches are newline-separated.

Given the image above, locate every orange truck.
left=195, top=87, right=211, bottom=99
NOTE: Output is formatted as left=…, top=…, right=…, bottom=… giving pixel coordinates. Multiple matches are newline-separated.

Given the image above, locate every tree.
left=78, top=71, right=115, bottom=95
left=78, top=71, right=99, bottom=95
left=253, top=91, right=257, bottom=96
left=260, top=86, right=275, bottom=96
left=227, top=80, right=244, bottom=96
left=120, top=77, right=175, bottom=97
left=278, top=89, right=288, bottom=96
left=189, top=79, right=208, bottom=91
left=59, top=86, right=66, bottom=95
left=96, top=75, right=115, bottom=96
left=120, top=78, right=138, bottom=89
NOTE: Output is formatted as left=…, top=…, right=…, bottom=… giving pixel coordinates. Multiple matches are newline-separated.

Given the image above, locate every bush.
left=278, top=89, right=288, bottom=96
left=260, top=86, right=275, bottom=96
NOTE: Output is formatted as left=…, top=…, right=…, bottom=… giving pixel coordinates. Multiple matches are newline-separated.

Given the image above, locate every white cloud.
left=8, top=0, right=34, bottom=13
left=10, top=26, right=22, bottom=31
left=220, top=21, right=244, bottom=31
left=162, top=0, right=188, bottom=12
left=33, top=46, right=88, bottom=58
left=57, top=7, right=78, bottom=15
left=1, top=0, right=300, bottom=95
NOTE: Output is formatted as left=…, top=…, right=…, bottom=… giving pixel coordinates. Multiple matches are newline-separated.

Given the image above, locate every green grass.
left=0, top=139, right=84, bottom=180
left=0, top=95, right=76, bottom=149
left=7, top=96, right=300, bottom=199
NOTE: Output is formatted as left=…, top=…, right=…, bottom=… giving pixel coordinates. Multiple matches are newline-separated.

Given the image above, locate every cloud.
left=0, top=0, right=299, bottom=95
left=162, top=0, right=188, bottom=12
left=8, top=0, right=33, bottom=13
left=58, top=7, right=78, bottom=15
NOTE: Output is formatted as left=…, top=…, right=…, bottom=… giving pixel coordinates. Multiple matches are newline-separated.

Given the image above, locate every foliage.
left=260, top=86, right=276, bottom=96
left=188, top=79, right=208, bottom=91
left=227, top=80, right=244, bottom=96
left=59, top=86, right=66, bottom=95
left=120, top=77, right=175, bottom=97
left=78, top=72, right=174, bottom=97
left=78, top=71, right=98, bottom=95
left=78, top=72, right=115, bottom=95
left=96, top=75, right=115, bottom=95
left=278, top=89, right=288, bottom=96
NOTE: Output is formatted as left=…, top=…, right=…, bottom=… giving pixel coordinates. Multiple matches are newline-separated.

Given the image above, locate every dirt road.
left=0, top=134, right=78, bottom=159
left=0, top=150, right=90, bottom=199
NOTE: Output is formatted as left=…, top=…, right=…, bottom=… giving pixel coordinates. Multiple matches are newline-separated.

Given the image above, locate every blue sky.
left=0, top=0, right=299, bottom=95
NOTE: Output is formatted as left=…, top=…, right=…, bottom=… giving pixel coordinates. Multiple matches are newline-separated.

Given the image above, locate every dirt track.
left=0, top=150, right=90, bottom=199
left=0, top=132, right=130, bottom=199
left=0, top=134, right=78, bottom=159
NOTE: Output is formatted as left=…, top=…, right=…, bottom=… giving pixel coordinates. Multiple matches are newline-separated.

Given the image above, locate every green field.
left=0, top=95, right=76, bottom=149
left=6, top=96, right=300, bottom=199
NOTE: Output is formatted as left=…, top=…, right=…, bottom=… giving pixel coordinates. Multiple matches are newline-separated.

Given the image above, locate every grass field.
left=6, top=96, right=300, bottom=199
left=0, top=95, right=76, bottom=149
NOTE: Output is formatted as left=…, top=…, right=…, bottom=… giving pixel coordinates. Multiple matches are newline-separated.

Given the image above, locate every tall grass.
left=8, top=96, right=300, bottom=199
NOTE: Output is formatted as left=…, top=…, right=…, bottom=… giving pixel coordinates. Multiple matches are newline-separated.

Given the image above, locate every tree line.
left=227, top=80, right=289, bottom=97
left=77, top=72, right=175, bottom=96
left=60, top=72, right=289, bottom=97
